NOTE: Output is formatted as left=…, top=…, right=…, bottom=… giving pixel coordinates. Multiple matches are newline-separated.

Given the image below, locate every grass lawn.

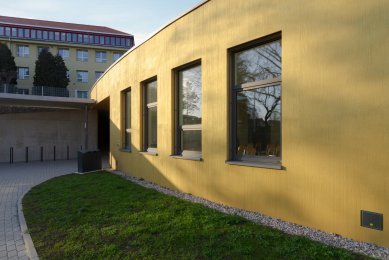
left=23, top=172, right=368, bottom=259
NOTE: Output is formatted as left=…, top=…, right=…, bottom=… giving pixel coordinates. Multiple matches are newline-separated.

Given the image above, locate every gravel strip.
left=111, top=170, right=389, bottom=259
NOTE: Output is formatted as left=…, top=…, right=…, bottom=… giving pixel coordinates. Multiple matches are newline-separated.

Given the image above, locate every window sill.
left=119, top=148, right=131, bottom=153
left=170, top=155, right=202, bottom=161
left=225, top=160, right=282, bottom=170
left=140, top=151, right=158, bottom=156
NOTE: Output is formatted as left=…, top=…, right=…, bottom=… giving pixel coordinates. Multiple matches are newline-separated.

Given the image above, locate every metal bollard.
left=10, top=147, right=13, bottom=164
left=40, top=146, right=43, bottom=162
left=25, top=147, right=28, bottom=163
left=53, top=145, right=56, bottom=161
left=67, top=145, right=69, bottom=160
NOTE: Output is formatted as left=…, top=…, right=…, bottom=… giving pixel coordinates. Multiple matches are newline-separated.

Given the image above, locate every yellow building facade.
left=91, top=0, right=389, bottom=247
left=0, top=16, right=133, bottom=97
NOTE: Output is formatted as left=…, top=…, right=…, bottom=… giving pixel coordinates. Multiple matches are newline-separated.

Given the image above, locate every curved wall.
left=92, top=0, right=389, bottom=247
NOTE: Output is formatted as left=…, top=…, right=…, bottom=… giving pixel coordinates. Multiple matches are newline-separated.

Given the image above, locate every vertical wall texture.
left=0, top=110, right=97, bottom=163
left=91, top=0, right=389, bottom=246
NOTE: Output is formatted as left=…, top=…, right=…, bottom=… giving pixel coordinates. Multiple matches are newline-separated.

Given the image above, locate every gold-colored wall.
left=91, top=0, right=389, bottom=247
left=0, top=38, right=126, bottom=95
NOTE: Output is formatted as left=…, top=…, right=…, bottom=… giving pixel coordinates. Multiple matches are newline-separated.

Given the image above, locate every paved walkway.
left=0, top=160, right=77, bottom=260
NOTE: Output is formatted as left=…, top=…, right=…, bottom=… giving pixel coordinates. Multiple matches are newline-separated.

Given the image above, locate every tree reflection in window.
left=233, top=38, right=281, bottom=162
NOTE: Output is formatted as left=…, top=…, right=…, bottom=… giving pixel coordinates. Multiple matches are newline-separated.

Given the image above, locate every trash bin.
left=77, top=150, right=102, bottom=173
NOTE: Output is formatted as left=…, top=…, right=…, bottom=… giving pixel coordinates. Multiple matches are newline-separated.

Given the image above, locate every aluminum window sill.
left=140, top=151, right=158, bottom=156
left=170, top=155, right=202, bottom=161
left=225, top=160, right=282, bottom=170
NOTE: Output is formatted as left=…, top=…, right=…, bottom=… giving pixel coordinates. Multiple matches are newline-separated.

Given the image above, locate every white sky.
left=0, top=0, right=202, bottom=45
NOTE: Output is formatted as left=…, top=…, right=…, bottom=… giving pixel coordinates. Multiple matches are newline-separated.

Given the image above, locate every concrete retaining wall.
left=0, top=109, right=97, bottom=163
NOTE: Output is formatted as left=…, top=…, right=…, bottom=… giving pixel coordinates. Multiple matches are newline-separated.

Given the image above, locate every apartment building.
left=0, top=15, right=134, bottom=98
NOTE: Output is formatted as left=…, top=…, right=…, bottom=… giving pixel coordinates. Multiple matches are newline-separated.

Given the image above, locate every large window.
left=123, top=89, right=131, bottom=150
left=16, top=45, right=29, bottom=57
left=57, top=48, right=69, bottom=60
left=17, top=67, right=29, bottom=80
left=142, top=78, right=157, bottom=154
left=76, top=70, right=88, bottom=83
left=175, top=62, right=202, bottom=159
left=76, top=49, right=88, bottom=62
left=95, top=51, right=107, bottom=63
left=230, top=34, right=282, bottom=168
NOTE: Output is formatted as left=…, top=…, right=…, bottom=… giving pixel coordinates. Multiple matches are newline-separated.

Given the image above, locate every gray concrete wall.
left=0, top=109, right=97, bottom=163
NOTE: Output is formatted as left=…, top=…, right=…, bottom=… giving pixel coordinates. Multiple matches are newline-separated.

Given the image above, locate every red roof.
left=0, top=15, right=132, bottom=36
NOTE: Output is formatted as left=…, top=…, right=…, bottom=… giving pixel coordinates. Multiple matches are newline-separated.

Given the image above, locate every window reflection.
left=235, top=40, right=281, bottom=85
left=236, top=85, right=281, bottom=159
left=179, top=65, right=202, bottom=125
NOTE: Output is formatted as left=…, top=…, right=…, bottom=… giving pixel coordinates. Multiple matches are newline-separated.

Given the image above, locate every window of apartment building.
left=116, top=37, right=120, bottom=46
left=142, top=78, right=158, bottom=154
left=113, top=52, right=122, bottom=62
left=99, top=36, right=104, bottom=45
left=16, top=45, right=29, bottom=57
left=76, top=49, right=88, bottom=62
left=61, top=32, right=66, bottom=41
left=49, top=31, right=54, bottom=40
left=94, top=35, right=99, bottom=44
left=24, top=29, right=29, bottom=38
left=17, top=67, right=29, bottom=80
left=122, top=89, right=131, bottom=150
left=0, top=26, right=4, bottom=36
left=76, top=70, right=88, bottom=83
left=229, top=33, right=281, bottom=168
left=54, top=31, right=60, bottom=41
left=67, top=33, right=71, bottom=42
left=58, top=48, right=70, bottom=60
left=95, top=71, right=104, bottom=80
left=83, top=35, right=89, bottom=44
left=95, top=51, right=107, bottom=63
left=12, top=28, right=17, bottom=37
left=37, top=30, right=42, bottom=39
left=105, top=36, right=110, bottom=45
left=77, top=34, right=83, bottom=43
left=89, top=35, right=94, bottom=44
left=72, top=33, right=77, bottom=42
left=5, top=27, right=10, bottom=37
left=31, top=29, right=36, bottom=39
left=43, top=31, right=48, bottom=40
left=110, top=37, right=115, bottom=46
left=76, top=90, right=88, bottom=99
left=37, top=46, right=50, bottom=56
left=174, top=61, right=202, bottom=159
left=17, top=28, right=23, bottom=37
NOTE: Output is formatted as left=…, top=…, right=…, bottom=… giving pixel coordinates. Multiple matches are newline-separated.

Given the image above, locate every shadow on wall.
left=102, top=0, right=388, bottom=246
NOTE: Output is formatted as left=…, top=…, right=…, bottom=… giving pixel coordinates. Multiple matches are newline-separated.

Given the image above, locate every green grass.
left=23, top=172, right=368, bottom=259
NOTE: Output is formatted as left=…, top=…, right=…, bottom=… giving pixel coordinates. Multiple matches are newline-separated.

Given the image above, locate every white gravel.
left=112, top=170, right=389, bottom=259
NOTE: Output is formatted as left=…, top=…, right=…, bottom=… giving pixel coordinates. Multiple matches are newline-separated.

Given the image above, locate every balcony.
left=0, top=84, right=88, bottom=98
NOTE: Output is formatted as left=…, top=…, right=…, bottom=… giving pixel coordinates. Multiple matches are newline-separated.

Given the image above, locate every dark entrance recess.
left=97, top=97, right=110, bottom=156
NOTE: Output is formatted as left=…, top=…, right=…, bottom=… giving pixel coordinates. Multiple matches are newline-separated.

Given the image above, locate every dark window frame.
left=122, top=88, right=132, bottom=151
left=228, top=32, right=282, bottom=169
left=173, top=59, right=202, bottom=159
left=141, top=77, right=158, bottom=154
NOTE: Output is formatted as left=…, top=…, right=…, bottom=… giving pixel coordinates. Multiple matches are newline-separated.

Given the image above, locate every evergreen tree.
left=54, top=55, right=70, bottom=88
left=33, top=49, right=69, bottom=88
left=0, top=43, right=17, bottom=86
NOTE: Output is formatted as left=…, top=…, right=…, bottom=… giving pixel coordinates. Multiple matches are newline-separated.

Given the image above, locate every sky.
left=0, top=0, right=202, bottom=45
